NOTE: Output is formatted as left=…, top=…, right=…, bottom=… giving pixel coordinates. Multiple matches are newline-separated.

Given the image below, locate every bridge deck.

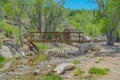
left=30, top=32, right=85, bottom=43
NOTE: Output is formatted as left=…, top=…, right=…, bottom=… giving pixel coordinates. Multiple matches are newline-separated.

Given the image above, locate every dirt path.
left=0, top=43, right=120, bottom=80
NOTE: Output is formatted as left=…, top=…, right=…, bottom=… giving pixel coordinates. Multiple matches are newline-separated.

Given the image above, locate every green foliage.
left=38, top=43, right=47, bottom=51
left=88, top=67, right=110, bottom=76
left=0, top=40, right=3, bottom=48
left=0, top=21, right=19, bottom=37
left=0, top=56, right=7, bottom=68
left=72, top=60, right=81, bottom=65
left=68, top=10, right=102, bottom=37
left=73, top=68, right=84, bottom=76
left=84, top=24, right=101, bottom=37
left=42, top=73, right=63, bottom=80
left=4, top=30, right=12, bottom=37
left=35, top=54, right=47, bottom=63
left=68, top=10, right=81, bottom=16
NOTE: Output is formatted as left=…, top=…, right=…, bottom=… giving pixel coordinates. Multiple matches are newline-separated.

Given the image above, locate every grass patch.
left=95, top=57, right=104, bottom=63
left=0, top=56, right=8, bottom=68
left=84, top=75, right=94, bottom=80
left=73, top=68, right=84, bottom=76
left=86, top=54, right=94, bottom=58
left=88, top=67, right=110, bottom=76
left=38, top=43, right=47, bottom=51
left=72, top=60, right=81, bottom=65
left=0, top=21, right=19, bottom=38
left=42, top=73, right=63, bottom=80
left=35, top=54, right=48, bottom=63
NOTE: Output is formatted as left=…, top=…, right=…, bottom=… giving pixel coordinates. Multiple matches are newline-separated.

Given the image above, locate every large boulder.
left=54, top=63, right=75, bottom=74
left=0, top=46, right=13, bottom=58
left=3, top=39, right=16, bottom=47
left=78, top=43, right=94, bottom=55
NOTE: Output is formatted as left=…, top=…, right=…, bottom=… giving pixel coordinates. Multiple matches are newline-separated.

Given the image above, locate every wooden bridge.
left=30, top=31, right=85, bottom=43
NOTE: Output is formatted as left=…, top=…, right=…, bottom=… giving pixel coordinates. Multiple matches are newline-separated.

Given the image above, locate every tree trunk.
left=18, top=19, right=23, bottom=46
left=115, top=32, right=120, bottom=42
left=106, top=30, right=115, bottom=46
left=36, top=4, right=42, bottom=32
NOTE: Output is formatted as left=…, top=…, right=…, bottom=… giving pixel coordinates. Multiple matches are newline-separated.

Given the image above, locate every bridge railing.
left=30, top=32, right=84, bottom=43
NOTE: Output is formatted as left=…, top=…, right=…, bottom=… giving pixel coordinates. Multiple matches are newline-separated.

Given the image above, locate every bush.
left=73, top=68, right=84, bottom=76
left=42, top=73, right=63, bottom=80
left=38, top=43, right=47, bottom=51
left=72, top=60, right=81, bottom=64
left=88, top=67, right=109, bottom=76
left=4, top=30, right=12, bottom=37
left=0, top=56, right=7, bottom=68
left=85, top=24, right=101, bottom=38
left=0, top=21, right=19, bottom=37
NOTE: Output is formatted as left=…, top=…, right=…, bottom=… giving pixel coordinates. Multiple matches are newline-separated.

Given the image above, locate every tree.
left=3, top=0, right=26, bottom=46
left=44, top=0, right=65, bottom=32
left=94, top=0, right=120, bottom=45
left=26, top=0, right=46, bottom=32
left=26, top=0, right=65, bottom=32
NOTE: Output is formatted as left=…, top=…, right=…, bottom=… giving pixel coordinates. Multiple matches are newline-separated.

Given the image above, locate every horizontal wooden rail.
left=30, top=32, right=84, bottom=43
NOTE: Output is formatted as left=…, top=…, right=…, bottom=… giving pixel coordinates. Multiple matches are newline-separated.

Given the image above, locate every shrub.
left=88, top=67, right=110, bottom=76
left=0, top=21, right=19, bottom=38
left=0, top=56, right=7, bottom=68
left=4, top=30, right=12, bottom=37
left=42, top=73, right=63, bottom=80
left=38, top=43, right=47, bottom=51
left=72, top=60, right=81, bottom=64
left=73, top=68, right=84, bottom=76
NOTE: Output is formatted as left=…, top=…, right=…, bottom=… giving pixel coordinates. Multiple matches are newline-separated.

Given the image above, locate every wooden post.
left=79, top=33, right=80, bottom=43
left=67, top=32, right=70, bottom=43
left=55, top=32, right=57, bottom=42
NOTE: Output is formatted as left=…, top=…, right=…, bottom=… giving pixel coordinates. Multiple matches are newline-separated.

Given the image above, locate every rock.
left=3, top=39, right=16, bottom=46
left=5, top=72, right=10, bottom=75
left=85, top=36, right=92, bottom=41
left=46, top=47, right=79, bottom=58
left=78, top=43, right=94, bottom=55
left=33, top=70, right=40, bottom=75
left=11, top=69, right=15, bottom=72
left=3, top=39, right=20, bottom=55
left=0, top=46, right=13, bottom=58
left=94, top=36, right=107, bottom=41
left=54, top=63, right=75, bottom=74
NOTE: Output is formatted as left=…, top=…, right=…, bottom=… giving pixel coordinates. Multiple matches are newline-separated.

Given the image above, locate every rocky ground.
left=0, top=42, right=120, bottom=80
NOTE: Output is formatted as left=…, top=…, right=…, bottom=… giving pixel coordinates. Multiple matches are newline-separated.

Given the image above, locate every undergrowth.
left=0, top=21, right=19, bottom=38
left=72, top=60, right=81, bottom=65
left=0, top=40, right=3, bottom=48
left=73, top=68, right=84, bottom=76
left=88, top=67, right=110, bottom=76
left=35, top=54, right=48, bottom=63
left=0, top=56, right=8, bottom=68
left=41, top=73, right=63, bottom=80
left=38, top=43, right=47, bottom=51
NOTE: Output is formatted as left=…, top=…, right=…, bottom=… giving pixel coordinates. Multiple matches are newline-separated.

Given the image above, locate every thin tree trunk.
left=18, top=19, right=23, bottom=46
left=36, top=4, right=42, bottom=32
